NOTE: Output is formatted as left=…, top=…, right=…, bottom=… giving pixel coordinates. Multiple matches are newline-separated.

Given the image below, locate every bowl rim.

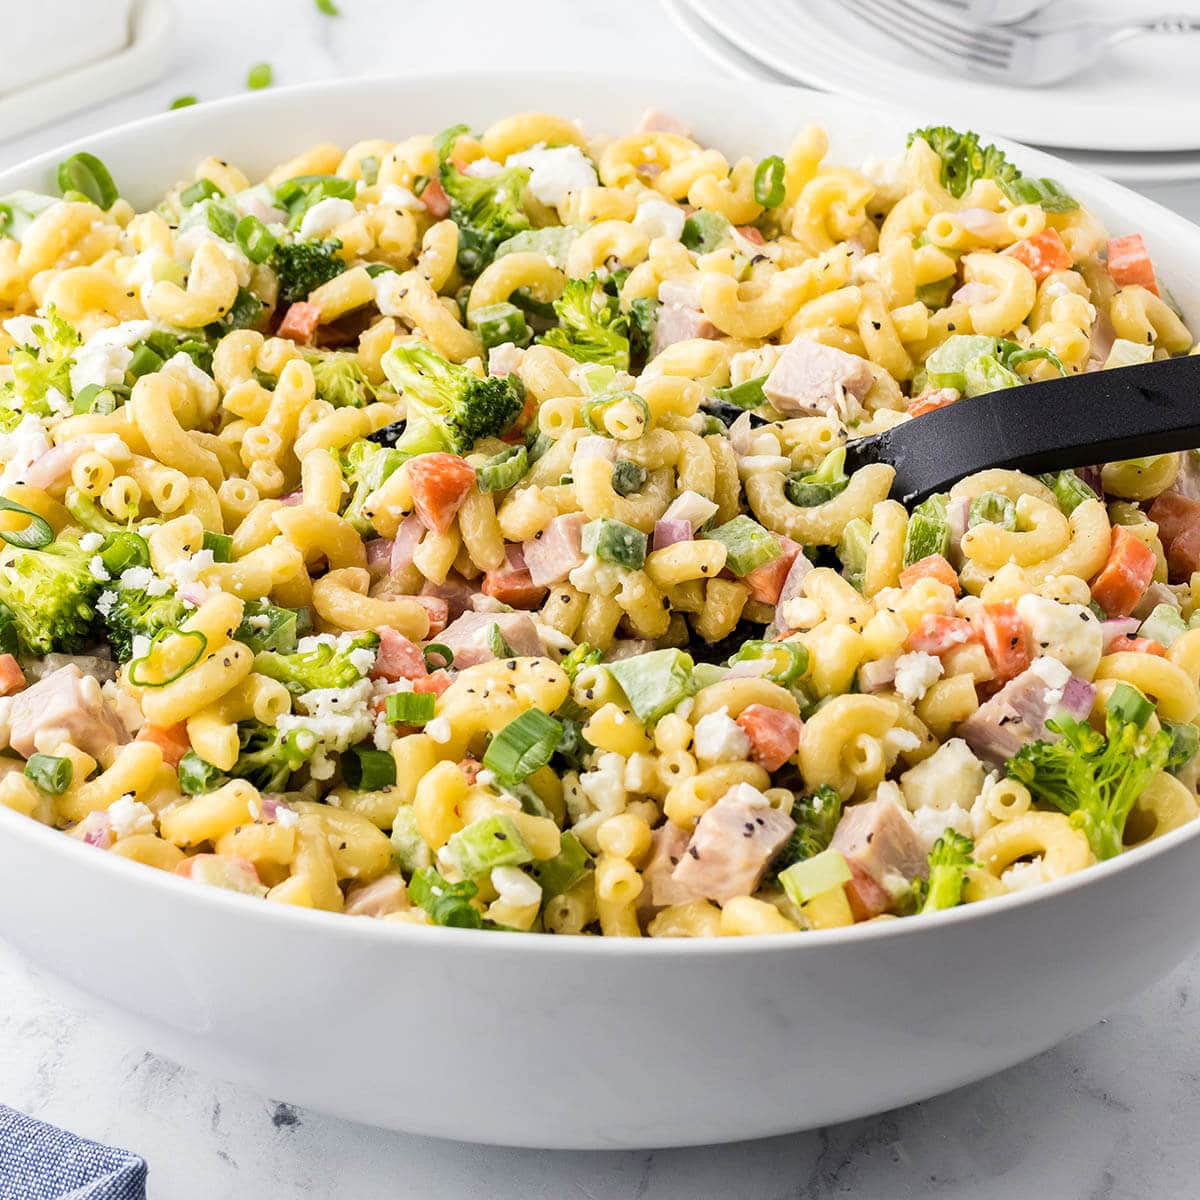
left=3, top=68, right=1200, bottom=958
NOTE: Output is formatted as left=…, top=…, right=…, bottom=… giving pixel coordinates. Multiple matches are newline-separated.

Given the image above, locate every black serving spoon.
left=842, top=355, right=1200, bottom=504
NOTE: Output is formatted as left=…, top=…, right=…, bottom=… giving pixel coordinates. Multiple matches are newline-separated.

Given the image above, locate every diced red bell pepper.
left=905, top=613, right=976, bottom=656
left=744, top=536, right=801, bottom=605
left=736, top=224, right=766, bottom=246
left=735, top=703, right=802, bottom=771
left=420, top=177, right=450, bottom=220
left=277, top=301, right=322, bottom=343
left=975, top=602, right=1029, bottom=684
left=1107, top=635, right=1166, bottom=656
left=407, top=453, right=476, bottom=535
left=0, top=653, right=25, bottom=697
left=899, top=553, right=960, bottom=595
left=137, top=722, right=190, bottom=768
left=1090, top=525, right=1155, bottom=618
left=1106, top=233, right=1159, bottom=296
left=370, top=627, right=427, bottom=682
left=908, top=388, right=959, bottom=418
left=1002, top=227, right=1073, bottom=282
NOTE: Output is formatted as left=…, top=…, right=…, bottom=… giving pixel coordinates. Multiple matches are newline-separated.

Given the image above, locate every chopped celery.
left=606, top=648, right=698, bottom=724
left=1039, top=469, right=1098, bottom=515
left=582, top=517, right=647, bottom=569
left=444, top=813, right=534, bottom=878
left=903, top=493, right=950, bottom=566
left=469, top=301, right=530, bottom=351
left=778, top=847, right=852, bottom=906
left=924, top=334, right=997, bottom=393
left=1139, top=603, right=1188, bottom=648
left=837, top=517, right=870, bottom=591
left=528, top=831, right=593, bottom=898
left=494, top=225, right=580, bottom=264
left=704, top=515, right=780, bottom=576
left=963, top=352, right=1020, bottom=398
left=390, top=805, right=432, bottom=873
left=681, top=209, right=732, bottom=253
left=785, top=447, right=849, bottom=508
left=1103, top=338, right=1155, bottom=371
left=969, top=491, right=1017, bottom=530
left=711, top=375, right=767, bottom=410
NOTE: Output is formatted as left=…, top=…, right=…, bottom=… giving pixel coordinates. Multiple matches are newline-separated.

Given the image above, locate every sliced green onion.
left=177, top=750, right=222, bottom=795
left=582, top=517, right=647, bottom=569
left=126, top=342, right=165, bottom=379
left=423, top=643, right=454, bottom=671
left=1106, top=681, right=1153, bottom=728
left=476, top=445, right=529, bottom=493
left=72, top=383, right=118, bottom=414
left=315, top=0, right=340, bottom=13
left=202, top=531, right=233, bottom=563
left=56, top=152, right=118, bottom=209
left=969, top=491, right=1017, bottom=530
left=204, top=202, right=238, bottom=241
left=408, top=867, right=482, bottom=928
left=729, top=640, right=809, bottom=685
left=128, top=629, right=208, bottom=688
left=611, top=459, right=647, bottom=497
left=24, top=753, right=72, bottom=795
left=246, top=63, right=273, bottom=90
left=359, top=155, right=380, bottom=186
left=234, top=215, right=278, bottom=265
left=468, top=301, right=529, bottom=352
left=753, top=156, right=786, bottom=208
left=386, top=691, right=436, bottom=725
left=711, top=374, right=767, bottom=410
left=483, top=709, right=564, bottom=785
left=580, top=390, right=650, bottom=436
left=170, top=95, right=198, bottom=110
left=703, top=515, right=780, bottom=577
left=0, top=496, right=53, bottom=549
left=1039, top=470, right=1098, bottom=515
left=342, top=745, right=396, bottom=790
left=99, top=531, right=150, bottom=576
left=180, top=178, right=223, bottom=207
left=444, top=813, right=533, bottom=877
left=487, top=622, right=518, bottom=658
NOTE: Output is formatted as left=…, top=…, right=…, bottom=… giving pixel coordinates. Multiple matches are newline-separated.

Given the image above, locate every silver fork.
left=844, top=0, right=1200, bottom=85
left=933, top=0, right=1057, bottom=26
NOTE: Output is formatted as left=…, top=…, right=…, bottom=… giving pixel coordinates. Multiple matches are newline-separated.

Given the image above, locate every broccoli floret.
left=437, top=132, right=531, bottom=277
left=921, top=830, right=975, bottom=913
left=1008, top=682, right=1172, bottom=860
left=538, top=274, right=630, bottom=369
left=0, top=538, right=101, bottom=655
left=303, top=350, right=375, bottom=408
left=768, top=785, right=842, bottom=881
left=907, top=126, right=1019, bottom=199
left=627, top=296, right=658, bottom=367
left=205, top=286, right=265, bottom=337
left=1, top=308, right=79, bottom=414
left=179, top=722, right=318, bottom=795
left=270, top=239, right=345, bottom=304
left=253, top=631, right=380, bottom=697
left=337, top=439, right=406, bottom=534
left=105, top=581, right=192, bottom=662
left=380, top=344, right=525, bottom=456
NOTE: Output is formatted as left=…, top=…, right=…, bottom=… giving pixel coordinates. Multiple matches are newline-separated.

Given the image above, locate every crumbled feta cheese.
left=425, top=716, right=451, bottom=744
left=726, top=781, right=772, bottom=808
left=633, top=198, right=686, bottom=242
left=379, top=185, right=426, bottom=212
left=101, top=680, right=143, bottom=734
left=693, top=706, right=751, bottom=765
left=506, top=144, right=598, bottom=209
left=373, top=270, right=407, bottom=317
left=130, top=634, right=151, bottom=661
left=69, top=321, right=156, bottom=396
left=1028, top=654, right=1072, bottom=710
left=88, top=555, right=111, bottom=582
left=1016, top=593, right=1102, bottom=680
left=900, top=738, right=985, bottom=814
left=298, top=197, right=357, bottom=240
left=893, top=651, right=943, bottom=703
left=246, top=614, right=271, bottom=630
left=165, top=548, right=216, bottom=592
left=1001, top=857, right=1049, bottom=892
left=0, top=413, right=50, bottom=493
left=79, top=532, right=104, bottom=552
left=475, top=769, right=495, bottom=788
left=96, top=590, right=117, bottom=618
left=107, top=796, right=155, bottom=839
left=464, top=157, right=504, bottom=178
left=579, top=752, right=627, bottom=818
left=274, top=806, right=299, bottom=828
left=884, top=727, right=922, bottom=755
left=491, top=865, right=542, bottom=908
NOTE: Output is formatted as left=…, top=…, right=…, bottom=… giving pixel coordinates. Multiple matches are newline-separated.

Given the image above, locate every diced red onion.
left=279, top=488, right=304, bottom=507
left=259, top=797, right=292, bottom=822
left=1076, top=466, right=1104, bottom=499
left=951, top=281, right=997, bottom=306
left=653, top=518, right=692, bottom=550
left=1057, top=674, right=1096, bottom=720
left=504, top=544, right=527, bottom=571
left=1101, top=618, right=1141, bottom=650
left=366, top=537, right=394, bottom=575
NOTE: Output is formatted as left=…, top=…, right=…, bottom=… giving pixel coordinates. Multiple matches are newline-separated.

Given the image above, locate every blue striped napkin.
left=0, top=1105, right=147, bottom=1199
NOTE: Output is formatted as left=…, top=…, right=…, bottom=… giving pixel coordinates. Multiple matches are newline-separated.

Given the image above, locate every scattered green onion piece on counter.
left=99, top=531, right=150, bottom=576
left=0, top=496, right=53, bottom=549
left=703, top=514, right=780, bottom=577
left=170, top=96, right=198, bottom=110
left=753, top=155, right=787, bottom=208
left=582, top=517, right=647, bottom=569
left=315, top=0, right=340, bottom=13
left=483, top=709, right=563, bottom=785
left=202, top=531, right=233, bottom=563
left=476, top=445, right=529, bottom=493
left=342, top=745, right=397, bottom=791
left=234, top=215, right=278, bottom=264
left=128, top=629, right=208, bottom=688
left=246, top=63, right=273, bottom=90
left=385, top=691, right=435, bottom=726
left=180, top=178, right=223, bottom=207
left=24, top=754, right=72, bottom=795
left=56, top=152, right=119, bottom=209
left=423, top=643, right=453, bottom=671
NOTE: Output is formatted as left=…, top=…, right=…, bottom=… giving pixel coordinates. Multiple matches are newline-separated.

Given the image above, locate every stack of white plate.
left=664, top=0, right=1200, bottom=186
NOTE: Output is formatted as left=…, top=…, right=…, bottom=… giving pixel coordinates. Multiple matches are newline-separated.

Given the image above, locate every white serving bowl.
left=0, top=0, right=132, bottom=95
left=2, top=72, right=1200, bottom=1150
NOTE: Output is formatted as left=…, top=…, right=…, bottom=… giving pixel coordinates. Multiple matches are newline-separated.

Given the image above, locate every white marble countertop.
left=2, top=2, right=1199, bottom=1196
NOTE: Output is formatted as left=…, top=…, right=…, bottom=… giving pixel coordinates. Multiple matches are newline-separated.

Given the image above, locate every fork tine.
left=872, top=0, right=1019, bottom=60
left=846, top=0, right=1015, bottom=67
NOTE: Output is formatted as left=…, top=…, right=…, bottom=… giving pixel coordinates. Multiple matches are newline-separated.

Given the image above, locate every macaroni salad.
left=0, top=112, right=1196, bottom=937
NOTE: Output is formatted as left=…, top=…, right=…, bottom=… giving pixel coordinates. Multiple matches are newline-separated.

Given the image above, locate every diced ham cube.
left=744, top=536, right=801, bottom=605
left=523, top=513, right=586, bottom=588
left=637, top=108, right=691, bottom=137
left=344, top=872, right=409, bottom=917
left=390, top=514, right=425, bottom=575
left=1148, top=491, right=1200, bottom=548
left=763, top=338, right=875, bottom=419
left=9, top=664, right=129, bottom=759
left=735, top=704, right=802, bottom=771
left=844, top=860, right=893, bottom=921
left=420, top=573, right=476, bottom=623
left=436, top=610, right=546, bottom=669
left=482, top=546, right=546, bottom=610
left=638, top=821, right=696, bottom=912
left=407, top=453, right=476, bottom=535
left=670, top=789, right=795, bottom=904
left=650, top=304, right=719, bottom=359
left=277, top=301, right=321, bottom=343
left=830, top=798, right=927, bottom=907
left=0, top=653, right=24, bottom=697
left=366, top=537, right=394, bottom=578
left=370, top=627, right=427, bottom=682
